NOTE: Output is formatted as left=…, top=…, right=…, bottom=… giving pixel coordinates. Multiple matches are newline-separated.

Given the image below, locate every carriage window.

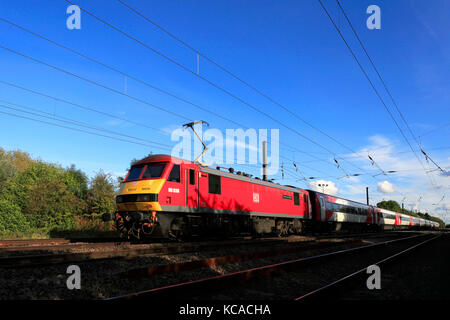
left=294, top=193, right=299, bottom=206
left=189, top=169, right=195, bottom=185
left=326, top=201, right=333, bottom=211
left=208, top=174, right=221, bottom=194
left=167, top=164, right=180, bottom=182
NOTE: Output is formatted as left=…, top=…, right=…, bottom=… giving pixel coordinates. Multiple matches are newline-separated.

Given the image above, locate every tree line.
left=0, top=147, right=117, bottom=237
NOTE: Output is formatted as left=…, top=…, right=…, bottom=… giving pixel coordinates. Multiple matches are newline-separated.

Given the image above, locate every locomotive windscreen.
left=125, top=163, right=167, bottom=181
left=141, top=163, right=166, bottom=179
left=126, top=166, right=144, bottom=181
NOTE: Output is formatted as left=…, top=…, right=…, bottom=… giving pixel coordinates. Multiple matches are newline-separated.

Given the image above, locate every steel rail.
left=0, top=237, right=288, bottom=268
left=104, top=233, right=429, bottom=300
left=294, top=233, right=442, bottom=300
left=0, top=232, right=423, bottom=268
left=0, top=238, right=69, bottom=247
left=121, top=238, right=361, bottom=278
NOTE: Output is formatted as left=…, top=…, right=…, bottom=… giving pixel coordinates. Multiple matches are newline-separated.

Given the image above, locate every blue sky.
left=0, top=0, right=449, bottom=222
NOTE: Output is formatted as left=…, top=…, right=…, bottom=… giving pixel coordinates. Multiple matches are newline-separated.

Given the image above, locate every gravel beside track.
left=173, top=232, right=440, bottom=300
left=338, top=232, right=450, bottom=300
left=0, top=232, right=417, bottom=299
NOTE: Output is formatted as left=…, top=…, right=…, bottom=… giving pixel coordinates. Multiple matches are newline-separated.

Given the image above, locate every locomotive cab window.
left=141, top=163, right=166, bottom=179
left=167, top=164, right=181, bottom=182
left=208, top=174, right=221, bottom=194
left=126, top=166, right=144, bottom=181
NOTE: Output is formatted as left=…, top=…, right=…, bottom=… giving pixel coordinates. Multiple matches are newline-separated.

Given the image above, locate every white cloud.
left=308, top=180, right=338, bottom=195
left=377, top=180, right=395, bottom=193
left=339, top=134, right=450, bottom=223
left=436, top=203, right=450, bottom=211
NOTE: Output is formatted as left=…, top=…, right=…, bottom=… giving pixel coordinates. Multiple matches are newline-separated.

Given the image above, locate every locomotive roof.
left=200, top=166, right=306, bottom=193
left=310, top=190, right=373, bottom=209
left=132, top=155, right=305, bottom=193
left=132, top=154, right=193, bottom=166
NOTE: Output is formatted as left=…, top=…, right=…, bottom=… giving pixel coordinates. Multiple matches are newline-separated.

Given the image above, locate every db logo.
left=253, top=193, right=260, bottom=203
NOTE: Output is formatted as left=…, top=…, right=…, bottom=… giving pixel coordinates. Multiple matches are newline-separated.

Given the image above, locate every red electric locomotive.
left=107, top=154, right=311, bottom=239
left=104, top=154, right=439, bottom=239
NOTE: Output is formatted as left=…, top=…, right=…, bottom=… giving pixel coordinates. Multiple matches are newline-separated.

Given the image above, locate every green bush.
left=86, top=170, right=116, bottom=217
left=0, top=198, right=30, bottom=233
left=0, top=162, right=86, bottom=231
left=24, top=178, right=83, bottom=230
left=0, top=149, right=121, bottom=237
left=64, top=164, right=89, bottom=200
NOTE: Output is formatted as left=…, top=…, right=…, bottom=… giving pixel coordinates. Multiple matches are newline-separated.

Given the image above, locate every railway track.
left=0, top=236, right=295, bottom=268
left=0, top=238, right=70, bottom=247
left=294, top=232, right=443, bottom=301
left=104, top=232, right=438, bottom=300
left=0, top=231, right=424, bottom=269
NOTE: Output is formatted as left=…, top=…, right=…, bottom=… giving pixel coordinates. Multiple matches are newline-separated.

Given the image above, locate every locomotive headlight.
left=136, top=194, right=151, bottom=202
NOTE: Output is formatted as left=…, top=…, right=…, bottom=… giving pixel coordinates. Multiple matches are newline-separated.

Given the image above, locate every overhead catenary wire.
left=0, top=79, right=333, bottom=181
left=0, top=17, right=336, bottom=163
left=116, top=0, right=420, bottom=186
left=117, top=0, right=391, bottom=168
left=67, top=0, right=419, bottom=196
left=0, top=103, right=412, bottom=202
left=335, top=0, right=445, bottom=175
left=0, top=13, right=352, bottom=169
left=0, top=17, right=245, bottom=129
left=0, top=100, right=299, bottom=182
left=418, top=122, right=450, bottom=139
left=0, top=101, right=173, bottom=149
left=0, top=45, right=192, bottom=122
left=0, top=80, right=165, bottom=134
left=299, top=146, right=450, bottom=162
left=0, top=42, right=372, bottom=182
left=316, top=0, right=437, bottom=188
left=0, top=81, right=336, bottom=182
left=0, top=109, right=172, bottom=151
left=0, top=101, right=290, bottom=180
left=62, top=0, right=382, bottom=179
left=113, top=1, right=430, bottom=190
left=0, top=4, right=425, bottom=203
